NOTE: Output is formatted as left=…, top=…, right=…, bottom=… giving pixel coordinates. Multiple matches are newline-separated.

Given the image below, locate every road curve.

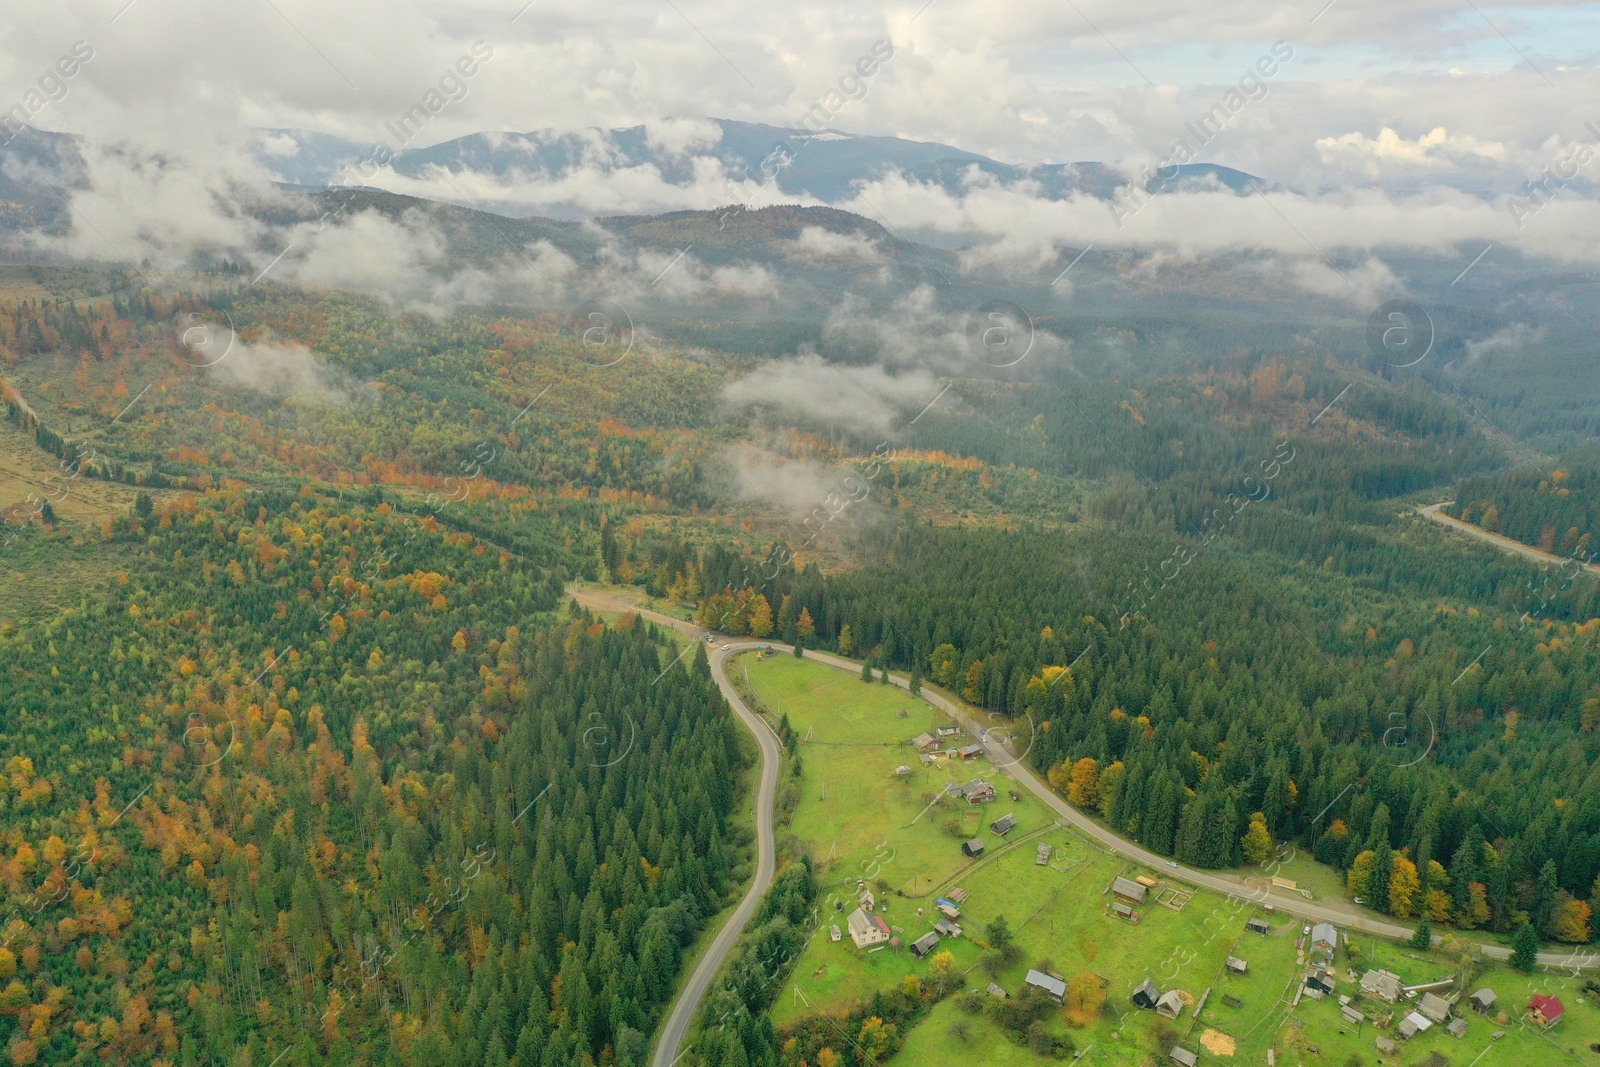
left=574, top=588, right=1594, bottom=1067
left=1419, top=502, right=1600, bottom=577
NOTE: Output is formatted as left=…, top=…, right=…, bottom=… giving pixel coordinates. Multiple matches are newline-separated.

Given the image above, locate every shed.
left=947, top=887, right=968, bottom=903
left=962, top=838, right=985, bottom=858
left=894, top=765, right=912, bottom=777
left=934, top=918, right=962, bottom=938
left=937, top=726, right=961, bottom=737
left=1036, top=843, right=1053, bottom=865
left=1418, top=992, right=1452, bottom=1023
left=987, top=982, right=1007, bottom=997
left=990, top=812, right=1017, bottom=835
left=908, top=931, right=940, bottom=958
left=1375, top=1035, right=1397, bottom=1055
left=829, top=924, right=841, bottom=942
left=1131, top=979, right=1160, bottom=1009
left=1112, top=876, right=1150, bottom=904
left=1310, top=922, right=1338, bottom=955
left=859, top=888, right=876, bottom=911
left=1247, top=918, right=1271, bottom=934
left=1469, top=988, right=1496, bottom=1014
left=1025, top=969, right=1066, bottom=1005
left=1341, top=1005, right=1365, bottom=1024
left=1225, top=956, right=1248, bottom=974
left=955, top=744, right=983, bottom=760
left=1304, top=967, right=1335, bottom=995
left=1112, top=901, right=1138, bottom=921
left=911, top=732, right=937, bottom=751
left=1398, top=1011, right=1431, bottom=1039
left=1529, top=994, right=1565, bottom=1028
left=1447, top=1017, right=1468, bottom=1038
left=936, top=900, right=961, bottom=920
left=1170, top=1048, right=1198, bottom=1067
left=1155, top=990, right=1185, bottom=1018
left=1360, top=969, right=1403, bottom=1002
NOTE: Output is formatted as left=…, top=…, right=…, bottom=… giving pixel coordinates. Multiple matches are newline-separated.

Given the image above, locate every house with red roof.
left=1528, top=994, right=1565, bottom=1029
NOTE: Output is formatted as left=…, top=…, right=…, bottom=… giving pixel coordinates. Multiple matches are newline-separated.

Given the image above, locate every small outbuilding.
left=1025, top=969, right=1066, bottom=1005
left=909, top=931, right=940, bottom=958
left=1169, top=1047, right=1198, bottom=1067
left=934, top=918, right=962, bottom=938
left=829, top=924, right=841, bottom=942
left=1375, top=1035, right=1397, bottom=1056
left=1225, top=956, right=1248, bottom=975
left=1246, top=918, right=1272, bottom=934
left=1469, top=988, right=1496, bottom=1014
left=911, top=732, right=938, bottom=751
left=990, top=812, right=1017, bottom=835
left=1036, top=843, right=1053, bottom=865
left=1398, top=1011, right=1432, bottom=1040
left=955, top=744, right=984, bottom=760
left=987, top=982, right=1007, bottom=997
left=1341, top=1005, right=1365, bottom=1024
left=962, top=838, right=985, bottom=858
left=1447, top=1017, right=1469, bottom=1038
left=1131, top=979, right=1160, bottom=1009
left=1112, top=901, right=1139, bottom=922
left=1155, top=990, right=1185, bottom=1019
left=1529, top=994, right=1565, bottom=1029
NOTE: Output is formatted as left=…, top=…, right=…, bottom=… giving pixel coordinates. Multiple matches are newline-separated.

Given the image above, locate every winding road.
left=1419, top=501, right=1600, bottom=577
left=571, top=588, right=1598, bottom=1067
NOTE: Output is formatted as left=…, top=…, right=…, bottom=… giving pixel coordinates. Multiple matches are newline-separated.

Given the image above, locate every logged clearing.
left=0, top=417, right=148, bottom=522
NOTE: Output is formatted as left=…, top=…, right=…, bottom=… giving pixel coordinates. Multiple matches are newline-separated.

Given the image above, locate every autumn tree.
left=1241, top=812, right=1273, bottom=865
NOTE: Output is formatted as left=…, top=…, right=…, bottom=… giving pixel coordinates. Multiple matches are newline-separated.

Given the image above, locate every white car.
left=1166, top=861, right=1179, bottom=869
left=720, top=643, right=731, bottom=651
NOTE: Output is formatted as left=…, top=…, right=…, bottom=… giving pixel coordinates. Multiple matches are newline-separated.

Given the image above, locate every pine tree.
left=1409, top=914, right=1431, bottom=950
left=1510, top=922, right=1539, bottom=972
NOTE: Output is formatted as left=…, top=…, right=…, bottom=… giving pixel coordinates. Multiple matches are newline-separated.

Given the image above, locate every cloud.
left=1315, top=126, right=1509, bottom=177
left=207, top=339, right=351, bottom=403
left=1464, top=322, right=1543, bottom=363
left=783, top=226, right=884, bottom=261
left=723, top=353, right=940, bottom=436
left=1280, top=255, right=1402, bottom=308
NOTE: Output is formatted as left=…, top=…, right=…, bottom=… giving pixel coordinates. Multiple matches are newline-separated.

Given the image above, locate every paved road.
left=575, top=588, right=1596, bottom=1067
left=1420, top=501, right=1600, bottom=577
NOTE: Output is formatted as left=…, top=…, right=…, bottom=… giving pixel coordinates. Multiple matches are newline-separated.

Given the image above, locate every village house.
left=1359, top=969, right=1403, bottom=1002
left=1397, top=1011, right=1432, bottom=1040
left=1310, top=921, right=1338, bottom=958
left=846, top=907, right=891, bottom=949
left=1025, top=970, right=1067, bottom=1005
left=1417, top=992, right=1452, bottom=1024
left=962, top=778, right=996, bottom=803
left=1111, top=876, right=1150, bottom=904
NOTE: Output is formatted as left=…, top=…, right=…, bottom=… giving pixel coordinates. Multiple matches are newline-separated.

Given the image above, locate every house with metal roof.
left=1025, top=969, right=1066, bottom=1004
left=1529, top=994, right=1565, bottom=1028
left=1310, top=921, right=1338, bottom=957
left=846, top=907, right=891, bottom=949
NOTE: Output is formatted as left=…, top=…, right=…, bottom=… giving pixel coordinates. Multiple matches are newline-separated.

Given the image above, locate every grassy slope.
left=750, top=653, right=1600, bottom=1067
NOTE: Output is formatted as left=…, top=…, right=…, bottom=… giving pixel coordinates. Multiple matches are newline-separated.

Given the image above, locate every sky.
left=5, top=0, right=1600, bottom=267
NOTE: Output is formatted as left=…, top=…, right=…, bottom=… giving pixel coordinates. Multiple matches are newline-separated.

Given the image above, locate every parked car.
left=720, top=644, right=731, bottom=651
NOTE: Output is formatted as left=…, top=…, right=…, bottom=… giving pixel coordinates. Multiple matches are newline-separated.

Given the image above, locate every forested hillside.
left=1448, top=441, right=1600, bottom=560
left=0, top=488, right=748, bottom=1066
